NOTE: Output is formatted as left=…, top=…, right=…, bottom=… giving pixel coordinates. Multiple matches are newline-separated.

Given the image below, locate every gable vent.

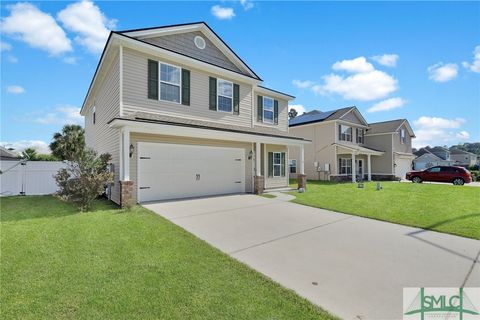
left=194, top=35, right=206, bottom=49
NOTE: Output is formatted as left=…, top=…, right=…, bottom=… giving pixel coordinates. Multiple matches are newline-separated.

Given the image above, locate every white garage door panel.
left=395, top=158, right=412, bottom=180
left=138, top=143, right=245, bottom=202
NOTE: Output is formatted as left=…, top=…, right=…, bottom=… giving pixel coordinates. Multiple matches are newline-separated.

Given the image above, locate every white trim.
left=336, top=119, right=370, bottom=129
left=110, top=119, right=310, bottom=146
left=193, top=35, right=206, bottom=49
left=119, top=45, right=123, bottom=116
left=262, top=96, right=274, bottom=124
left=254, top=86, right=294, bottom=101
left=216, top=78, right=233, bottom=113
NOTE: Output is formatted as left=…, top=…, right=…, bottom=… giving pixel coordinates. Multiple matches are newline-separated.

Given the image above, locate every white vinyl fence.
left=0, top=160, right=67, bottom=197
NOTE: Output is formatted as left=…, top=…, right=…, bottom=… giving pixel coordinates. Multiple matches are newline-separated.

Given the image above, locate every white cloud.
left=240, top=0, right=254, bottom=10
left=0, top=41, right=12, bottom=51
left=371, top=54, right=399, bottom=67
left=63, top=56, right=77, bottom=64
left=7, top=55, right=18, bottom=63
left=313, top=69, right=398, bottom=101
left=367, top=97, right=406, bottom=113
left=1, top=140, right=51, bottom=154
left=428, top=63, right=458, bottom=82
left=36, top=106, right=83, bottom=125
left=412, top=116, right=469, bottom=148
left=413, top=116, right=465, bottom=129
left=1, top=2, right=72, bottom=55
left=332, top=57, right=374, bottom=73
left=6, top=85, right=25, bottom=94
left=462, top=45, right=480, bottom=73
left=288, top=104, right=306, bottom=115
left=292, top=79, right=314, bottom=89
left=456, top=131, right=470, bottom=139
left=211, top=5, right=235, bottom=20
left=58, top=0, right=116, bottom=54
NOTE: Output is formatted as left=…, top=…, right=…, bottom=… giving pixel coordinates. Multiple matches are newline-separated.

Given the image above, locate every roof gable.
left=289, top=106, right=359, bottom=127
left=367, top=119, right=415, bottom=137
left=119, top=22, right=259, bottom=80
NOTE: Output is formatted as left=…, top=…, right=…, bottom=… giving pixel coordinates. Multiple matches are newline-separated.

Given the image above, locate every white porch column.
left=300, top=144, right=305, bottom=175
left=122, top=128, right=130, bottom=181
left=351, top=152, right=356, bottom=183
left=367, top=154, right=372, bottom=181
left=255, top=142, right=261, bottom=176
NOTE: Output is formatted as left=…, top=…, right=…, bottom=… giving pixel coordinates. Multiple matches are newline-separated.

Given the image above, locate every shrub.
left=55, top=149, right=114, bottom=211
left=470, top=170, right=480, bottom=182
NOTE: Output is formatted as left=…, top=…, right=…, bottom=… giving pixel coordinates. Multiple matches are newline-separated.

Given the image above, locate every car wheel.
left=453, top=178, right=464, bottom=186
left=412, top=176, right=422, bottom=183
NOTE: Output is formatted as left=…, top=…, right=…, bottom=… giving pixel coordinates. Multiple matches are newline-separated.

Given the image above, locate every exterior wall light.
left=129, top=144, right=134, bottom=158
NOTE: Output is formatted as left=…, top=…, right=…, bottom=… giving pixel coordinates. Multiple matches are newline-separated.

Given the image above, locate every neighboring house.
left=412, top=148, right=453, bottom=170
left=365, top=119, right=416, bottom=180
left=425, top=146, right=451, bottom=161
left=449, top=148, right=478, bottom=167
left=80, top=22, right=309, bottom=206
left=0, top=146, right=20, bottom=161
left=288, top=108, right=416, bottom=181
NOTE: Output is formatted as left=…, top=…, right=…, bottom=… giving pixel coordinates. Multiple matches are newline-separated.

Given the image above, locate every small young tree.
left=55, top=149, right=113, bottom=211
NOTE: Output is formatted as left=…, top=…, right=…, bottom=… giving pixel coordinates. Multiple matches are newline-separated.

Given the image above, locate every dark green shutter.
left=268, top=152, right=273, bottom=177
left=233, top=84, right=240, bottom=115
left=209, top=77, right=217, bottom=111
left=181, top=69, right=190, bottom=106
left=257, top=95, right=263, bottom=122
left=147, top=60, right=158, bottom=100
left=281, top=152, right=286, bottom=177
left=274, top=100, right=279, bottom=125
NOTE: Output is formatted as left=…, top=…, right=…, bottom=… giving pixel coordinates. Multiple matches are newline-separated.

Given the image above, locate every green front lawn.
left=290, top=181, right=480, bottom=239
left=1, top=196, right=334, bottom=320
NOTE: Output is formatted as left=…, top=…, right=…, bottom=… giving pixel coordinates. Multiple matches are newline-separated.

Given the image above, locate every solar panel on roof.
left=289, top=110, right=335, bottom=126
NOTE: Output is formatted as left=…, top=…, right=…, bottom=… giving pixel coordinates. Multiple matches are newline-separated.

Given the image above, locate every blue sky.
left=1, top=1, right=479, bottom=153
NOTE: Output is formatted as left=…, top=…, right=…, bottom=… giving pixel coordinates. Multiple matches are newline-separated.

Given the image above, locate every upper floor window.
left=356, top=128, right=364, bottom=144
left=339, top=125, right=352, bottom=142
left=160, top=63, right=181, bottom=103
left=400, top=128, right=406, bottom=144
left=217, top=79, right=233, bottom=112
left=263, top=97, right=274, bottom=123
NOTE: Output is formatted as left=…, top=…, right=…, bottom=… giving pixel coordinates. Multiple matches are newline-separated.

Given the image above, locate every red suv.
left=406, top=166, right=472, bottom=185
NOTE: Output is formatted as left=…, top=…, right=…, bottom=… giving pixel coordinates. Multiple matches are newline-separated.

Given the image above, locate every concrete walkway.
left=143, top=194, right=480, bottom=320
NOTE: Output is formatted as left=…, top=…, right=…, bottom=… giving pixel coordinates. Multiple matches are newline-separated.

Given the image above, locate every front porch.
left=331, top=143, right=384, bottom=182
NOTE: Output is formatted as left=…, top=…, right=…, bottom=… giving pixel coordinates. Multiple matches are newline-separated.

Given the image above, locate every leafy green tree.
left=55, top=149, right=113, bottom=211
left=35, top=154, right=60, bottom=161
left=50, top=125, right=85, bottom=161
left=21, top=148, right=37, bottom=160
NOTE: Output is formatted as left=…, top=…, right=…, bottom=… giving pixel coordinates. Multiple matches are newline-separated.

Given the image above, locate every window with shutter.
left=147, top=60, right=158, bottom=100
left=263, top=97, right=274, bottom=123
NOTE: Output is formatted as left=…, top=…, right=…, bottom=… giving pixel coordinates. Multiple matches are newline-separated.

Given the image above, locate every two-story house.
left=450, top=148, right=478, bottom=167
left=80, top=22, right=309, bottom=207
left=412, top=147, right=453, bottom=170
left=288, top=107, right=415, bottom=181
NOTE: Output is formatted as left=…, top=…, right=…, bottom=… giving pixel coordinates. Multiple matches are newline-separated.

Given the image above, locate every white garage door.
left=137, top=142, right=245, bottom=202
left=395, top=158, right=413, bottom=180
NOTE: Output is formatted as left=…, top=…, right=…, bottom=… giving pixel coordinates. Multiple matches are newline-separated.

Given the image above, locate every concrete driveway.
left=143, top=194, right=480, bottom=320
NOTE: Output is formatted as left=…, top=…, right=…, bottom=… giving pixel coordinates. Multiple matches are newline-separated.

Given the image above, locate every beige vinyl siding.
left=289, top=122, right=337, bottom=180
left=392, top=124, right=413, bottom=154
left=84, top=52, right=121, bottom=204
left=254, top=94, right=289, bottom=132
left=262, top=144, right=288, bottom=189
left=364, top=134, right=393, bottom=175
left=122, top=48, right=253, bottom=128
left=129, top=133, right=254, bottom=204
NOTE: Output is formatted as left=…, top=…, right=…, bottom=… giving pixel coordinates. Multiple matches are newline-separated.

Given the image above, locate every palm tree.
left=50, top=125, right=85, bottom=161
left=22, top=148, right=37, bottom=160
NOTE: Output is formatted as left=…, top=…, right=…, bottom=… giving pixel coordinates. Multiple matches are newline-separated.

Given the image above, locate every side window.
left=400, top=128, right=406, bottom=144
left=289, top=159, right=297, bottom=174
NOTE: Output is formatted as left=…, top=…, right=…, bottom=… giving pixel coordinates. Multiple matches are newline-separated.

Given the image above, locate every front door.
left=356, top=159, right=363, bottom=180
